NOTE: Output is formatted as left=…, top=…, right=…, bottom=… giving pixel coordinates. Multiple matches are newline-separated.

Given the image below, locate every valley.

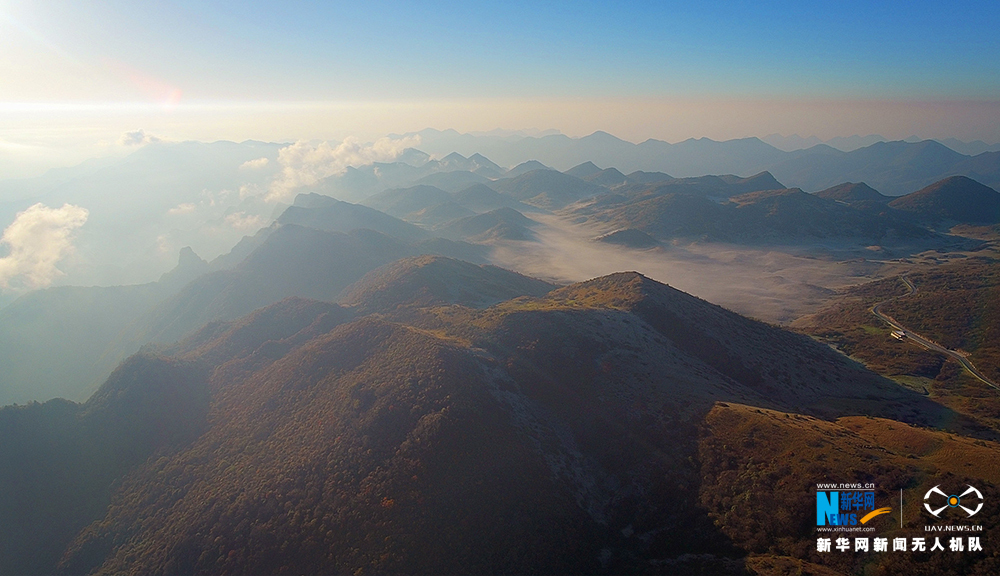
left=2, top=136, right=1000, bottom=575
left=870, top=275, right=999, bottom=390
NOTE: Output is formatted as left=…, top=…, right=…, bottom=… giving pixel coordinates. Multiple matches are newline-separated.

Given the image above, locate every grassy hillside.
left=889, top=176, right=1000, bottom=224
left=880, top=261, right=1000, bottom=383
left=565, top=178, right=930, bottom=245
left=797, top=256, right=1000, bottom=433
left=0, top=355, right=209, bottom=576
left=339, top=255, right=556, bottom=313
left=3, top=265, right=996, bottom=574
left=701, top=402, right=1000, bottom=575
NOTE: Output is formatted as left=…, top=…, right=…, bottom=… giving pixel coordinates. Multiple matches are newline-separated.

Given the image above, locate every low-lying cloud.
left=0, top=203, right=89, bottom=290
left=167, top=202, right=197, bottom=215
left=267, top=135, right=421, bottom=202
left=118, top=129, right=161, bottom=146
left=240, top=157, right=270, bottom=170
left=225, top=211, right=264, bottom=230
left=488, top=213, right=872, bottom=325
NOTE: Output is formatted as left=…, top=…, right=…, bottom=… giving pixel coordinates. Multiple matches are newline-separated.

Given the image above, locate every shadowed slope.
left=888, top=175, right=1000, bottom=224
left=278, top=193, right=429, bottom=241
left=339, top=255, right=556, bottom=313
left=436, top=207, right=538, bottom=242
left=492, top=169, right=605, bottom=209
left=568, top=183, right=932, bottom=244
left=815, top=181, right=891, bottom=204
left=118, top=225, right=408, bottom=347
left=3, top=270, right=977, bottom=575
left=0, top=355, right=209, bottom=576
left=361, top=185, right=453, bottom=218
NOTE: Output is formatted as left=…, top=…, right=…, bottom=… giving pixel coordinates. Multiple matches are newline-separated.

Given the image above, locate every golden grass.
left=840, top=415, right=1000, bottom=482
left=745, top=554, right=845, bottom=576
left=700, top=401, right=1000, bottom=574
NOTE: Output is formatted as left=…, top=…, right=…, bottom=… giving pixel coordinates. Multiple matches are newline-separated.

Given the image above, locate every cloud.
left=240, top=157, right=270, bottom=170
left=167, top=202, right=197, bottom=215
left=224, top=211, right=264, bottom=230
left=118, top=129, right=161, bottom=146
left=266, top=135, right=421, bottom=202
left=0, top=203, right=89, bottom=290
left=156, top=234, right=171, bottom=255
left=238, top=184, right=262, bottom=200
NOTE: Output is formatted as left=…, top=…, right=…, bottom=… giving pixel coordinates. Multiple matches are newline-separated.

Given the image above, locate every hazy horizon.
left=4, top=120, right=1000, bottom=182
left=3, top=0, right=999, bottom=177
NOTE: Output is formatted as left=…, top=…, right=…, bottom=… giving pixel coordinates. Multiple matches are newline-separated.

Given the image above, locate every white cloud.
left=240, top=157, right=270, bottom=170
left=224, top=211, right=264, bottom=230
left=167, top=202, right=197, bottom=215
left=266, top=135, right=421, bottom=202
left=118, top=129, right=161, bottom=146
left=0, top=203, right=89, bottom=290
left=156, top=234, right=171, bottom=254
left=238, top=184, right=262, bottom=200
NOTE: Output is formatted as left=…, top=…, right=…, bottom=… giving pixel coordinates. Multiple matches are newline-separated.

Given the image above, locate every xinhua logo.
left=817, top=491, right=891, bottom=526
left=924, top=485, right=983, bottom=518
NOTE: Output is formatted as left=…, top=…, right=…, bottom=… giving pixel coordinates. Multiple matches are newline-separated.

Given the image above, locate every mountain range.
left=0, top=200, right=488, bottom=405
left=560, top=171, right=975, bottom=245
left=762, top=133, right=1000, bottom=156
left=386, top=129, right=1000, bottom=195
left=0, top=140, right=285, bottom=289
left=4, top=156, right=998, bottom=406
left=1, top=145, right=996, bottom=408
left=887, top=175, right=1000, bottom=224
left=4, top=256, right=978, bottom=575
left=814, top=182, right=890, bottom=204
left=3, top=132, right=1000, bottom=574
left=3, top=132, right=999, bottom=300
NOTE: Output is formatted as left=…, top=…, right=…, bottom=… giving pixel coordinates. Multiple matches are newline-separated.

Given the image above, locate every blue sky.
left=1, top=0, right=999, bottom=176
left=4, top=0, right=999, bottom=101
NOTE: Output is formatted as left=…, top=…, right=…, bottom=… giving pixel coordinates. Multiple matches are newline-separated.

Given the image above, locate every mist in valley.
left=490, top=212, right=889, bottom=324
left=1, top=131, right=997, bottom=407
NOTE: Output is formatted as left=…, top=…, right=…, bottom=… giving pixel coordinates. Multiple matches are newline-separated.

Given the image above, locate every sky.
left=1, top=0, right=999, bottom=177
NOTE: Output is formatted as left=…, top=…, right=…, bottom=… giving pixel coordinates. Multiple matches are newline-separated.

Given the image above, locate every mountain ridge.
left=888, top=175, right=1000, bottom=224
left=1, top=263, right=983, bottom=575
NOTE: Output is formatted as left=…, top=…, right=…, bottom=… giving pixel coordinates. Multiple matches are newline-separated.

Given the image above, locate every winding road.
left=872, top=275, right=1000, bottom=391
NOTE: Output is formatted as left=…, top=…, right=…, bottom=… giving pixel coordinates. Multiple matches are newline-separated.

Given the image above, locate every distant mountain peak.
left=565, top=161, right=603, bottom=179
left=505, top=160, right=553, bottom=178
left=584, top=167, right=628, bottom=188
left=339, top=255, right=555, bottom=313
left=731, top=171, right=784, bottom=190
left=888, top=175, right=1000, bottom=223
left=549, top=270, right=656, bottom=301
left=593, top=228, right=659, bottom=248
left=158, top=246, right=209, bottom=288
left=177, top=246, right=205, bottom=268
left=815, top=182, right=890, bottom=204
left=395, top=148, right=431, bottom=167
left=581, top=130, right=626, bottom=142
